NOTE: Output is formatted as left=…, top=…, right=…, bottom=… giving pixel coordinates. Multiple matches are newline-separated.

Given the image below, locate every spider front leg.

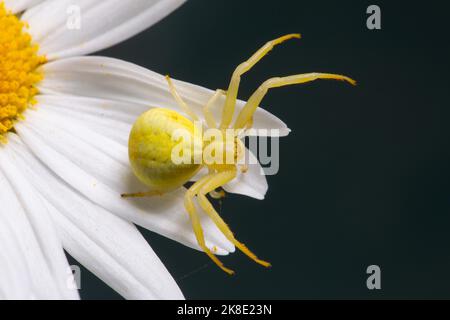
left=197, top=167, right=271, bottom=268
left=184, top=173, right=235, bottom=275
left=220, top=34, right=301, bottom=129
left=234, top=73, right=357, bottom=129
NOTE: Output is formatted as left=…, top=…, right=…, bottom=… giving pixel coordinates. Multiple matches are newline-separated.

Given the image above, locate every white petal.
left=0, top=145, right=79, bottom=300
left=3, top=0, right=44, bottom=13
left=34, top=94, right=138, bottom=146
left=224, top=147, right=268, bottom=200
left=0, top=214, right=34, bottom=299
left=0, top=148, right=76, bottom=299
left=16, top=107, right=234, bottom=255
left=39, top=56, right=291, bottom=136
left=22, top=0, right=186, bottom=59
left=7, top=135, right=184, bottom=300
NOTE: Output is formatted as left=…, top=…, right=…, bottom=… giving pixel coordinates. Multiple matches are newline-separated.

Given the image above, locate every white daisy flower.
left=0, top=0, right=297, bottom=299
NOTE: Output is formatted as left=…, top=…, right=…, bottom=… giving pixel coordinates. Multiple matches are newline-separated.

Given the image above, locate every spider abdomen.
left=128, top=108, right=201, bottom=192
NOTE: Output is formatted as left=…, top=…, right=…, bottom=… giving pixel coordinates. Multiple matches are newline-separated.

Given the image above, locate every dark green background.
left=69, top=0, right=450, bottom=299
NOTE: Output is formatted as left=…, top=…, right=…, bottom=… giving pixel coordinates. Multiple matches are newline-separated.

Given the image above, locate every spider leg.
left=203, top=89, right=226, bottom=129
left=220, top=34, right=301, bottom=129
left=240, top=165, right=249, bottom=173
left=205, top=167, right=226, bottom=199
left=121, top=190, right=163, bottom=198
left=184, top=173, right=235, bottom=275
left=209, top=188, right=226, bottom=199
left=234, top=73, right=356, bottom=129
left=165, top=75, right=199, bottom=121
left=197, top=167, right=271, bottom=268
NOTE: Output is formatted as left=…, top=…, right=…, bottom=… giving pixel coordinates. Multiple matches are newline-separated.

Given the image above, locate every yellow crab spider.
left=122, top=34, right=356, bottom=275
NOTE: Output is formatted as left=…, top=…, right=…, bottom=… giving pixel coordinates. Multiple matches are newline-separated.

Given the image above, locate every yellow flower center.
left=0, top=2, right=46, bottom=142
